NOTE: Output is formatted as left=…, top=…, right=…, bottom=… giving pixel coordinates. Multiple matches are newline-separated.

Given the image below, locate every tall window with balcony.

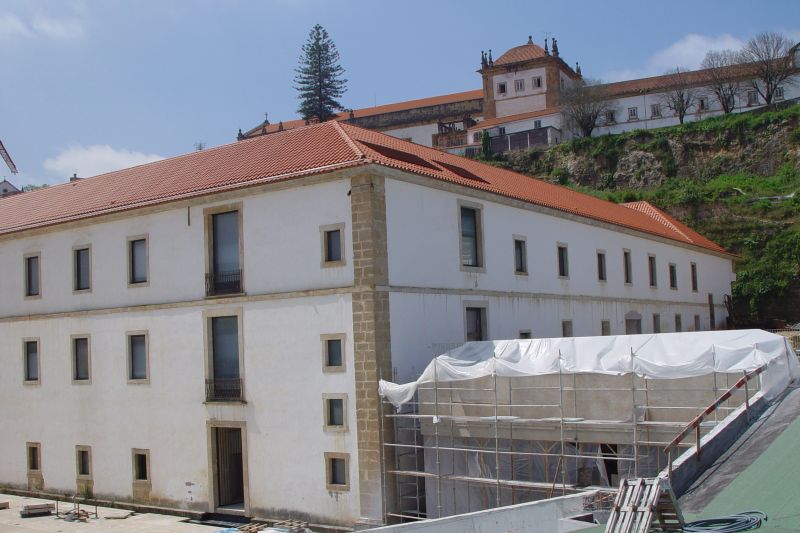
left=207, top=316, right=242, bottom=401
left=207, top=211, right=241, bottom=296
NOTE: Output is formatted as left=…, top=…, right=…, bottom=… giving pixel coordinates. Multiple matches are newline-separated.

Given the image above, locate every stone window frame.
left=627, top=107, right=639, bottom=121
left=463, top=301, right=489, bottom=342
left=458, top=199, right=485, bottom=273
left=319, top=222, right=347, bottom=268
left=596, top=249, right=607, bottom=282
left=321, top=333, right=346, bottom=373
left=75, top=445, right=92, bottom=479
left=324, top=452, right=350, bottom=492
left=23, top=252, right=42, bottom=300
left=126, top=330, right=150, bottom=385
left=22, top=337, right=41, bottom=386
left=71, top=334, right=92, bottom=385
left=669, top=263, right=679, bottom=290
left=648, top=254, right=658, bottom=288
left=514, top=79, right=525, bottom=93
left=202, top=307, right=246, bottom=404
left=127, top=234, right=150, bottom=288
left=72, top=244, right=93, bottom=294
left=203, top=202, right=245, bottom=297
left=623, top=249, right=633, bottom=285
left=26, top=442, right=41, bottom=474
left=512, top=235, right=528, bottom=276
left=650, top=103, right=662, bottom=118
left=131, top=448, right=151, bottom=483
left=556, top=242, right=569, bottom=279
left=322, top=393, right=348, bottom=433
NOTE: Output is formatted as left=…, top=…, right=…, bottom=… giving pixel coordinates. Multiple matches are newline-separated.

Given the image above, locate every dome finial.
left=527, top=35, right=533, bottom=45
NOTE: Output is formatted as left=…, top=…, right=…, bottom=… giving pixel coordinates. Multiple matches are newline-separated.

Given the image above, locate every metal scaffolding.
left=381, top=358, right=758, bottom=523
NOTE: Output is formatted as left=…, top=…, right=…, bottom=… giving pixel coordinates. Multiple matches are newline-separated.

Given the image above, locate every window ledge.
left=514, top=271, right=528, bottom=276
left=323, top=426, right=349, bottom=434
left=73, top=289, right=92, bottom=295
left=71, top=380, right=92, bottom=386
left=204, top=292, right=246, bottom=300
left=127, top=281, right=150, bottom=289
left=23, top=380, right=41, bottom=387
left=127, top=379, right=150, bottom=385
left=203, top=400, right=248, bottom=406
left=321, top=260, right=347, bottom=268
left=24, top=295, right=42, bottom=301
left=322, top=366, right=346, bottom=374
left=461, top=265, right=486, bottom=274
left=326, top=484, right=350, bottom=493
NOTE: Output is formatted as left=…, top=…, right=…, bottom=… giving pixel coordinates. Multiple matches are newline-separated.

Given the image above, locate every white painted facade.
left=0, top=166, right=734, bottom=527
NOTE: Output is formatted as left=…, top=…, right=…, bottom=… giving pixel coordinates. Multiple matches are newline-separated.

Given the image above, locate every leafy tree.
left=294, top=24, right=347, bottom=123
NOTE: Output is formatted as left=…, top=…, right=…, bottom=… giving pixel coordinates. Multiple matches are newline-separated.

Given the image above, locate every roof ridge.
left=332, top=121, right=367, bottom=161
left=623, top=201, right=693, bottom=242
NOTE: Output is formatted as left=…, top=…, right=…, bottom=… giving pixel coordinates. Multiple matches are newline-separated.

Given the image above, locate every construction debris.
left=604, top=477, right=684, bottom=533
left=20, top=503, right=55, bottom=518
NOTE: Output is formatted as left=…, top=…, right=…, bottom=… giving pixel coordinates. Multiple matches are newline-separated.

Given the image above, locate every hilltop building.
left=243, top=37, right=800, bottom=156
left=0, top=122, right=734, bottom=528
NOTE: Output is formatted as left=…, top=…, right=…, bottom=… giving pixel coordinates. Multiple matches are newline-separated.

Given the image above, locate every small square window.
left=601, top=320, right=611, bottom=336
left=73, top=246, right=91, bottom=292
left=532, top=77, right=542, bottom=88
left=76, top=446, right=92, bottom=478
left=324, top=395, right=347, bottom=432
left=533, top=119, right=542, bottom=129
left=24, top=254, right=41, bottom=298
left=27, top=443, right=41, bottom=472
left=628, top=107, right=639, bottom=120
left=605, top=110, right=616, bottom=123
left=128, top=333, right=148, bottom=382
left=747, top=91, right=759, bottom=106
left=561, top=320, right=573, bottom=338
left=322, top=335, right=345, bottom=371
left=72, top=337, right=91, bottom=383
left=519, top=330, right=532, bottom=339
left=133, top=449, right=150, bottom=481
left=514, top=79, right=525, bottom=92
left=775, top=87, right=784, bottom=100
left=597, top=251, right=607, bottom=282
left=320, top=224, right=345, bottom=267
left=465, top=306, right=487, bottom=342
left=497, top=82, right=507, bottom=95
left=698, top=97, right=709, bottom=111
left=24, top=339, right=39, bottom=383
left=513, top=238, right=527, bottom=274
left=650, top=103, right=662, bottom=118
left=129, top=237, right=148, bottom=285
left=557, top=244, right=569, bottom=278
left=669, top=263, right=678, bottom=290
left=325, top=453, right=349, bottom=491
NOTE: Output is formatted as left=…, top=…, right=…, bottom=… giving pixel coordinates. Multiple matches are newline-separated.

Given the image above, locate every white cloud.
left=604, top=33, right=745, bottom=82
left=44, top=145, right=164, bottom=179
left=0, top=11, right=84, bottom=41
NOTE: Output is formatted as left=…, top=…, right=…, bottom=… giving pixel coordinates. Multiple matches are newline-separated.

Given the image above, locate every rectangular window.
left=775, top=87, right=784, bottom=100
left=497, top=82, right=507, bottom=95
left=128, top=333, right=148, bottom=382
left=669, top=263, right=678, bottom=290
left=561, top=320, right=573, bottom=338
left=533, top=76, right=542, bottom=88
left=747, top=91, right=759, bottom=106
left=72, top=337, right=90, bottom=382
left=675, top=314, right=682, bottom=332
left=74, top=247, right=91, bottom=291
left=557, top=244, right=569, bottom=278
left=323, top=336, right=344, bottom=370
left=623, top=250, right=632, bottom=284
left=324, top=395, right=347, bottom=431
left=626, top=319, right=642, bottom=335
left=601, top=320, right=611, bottom=336
left=133, top=449, right=149, bottom=481
left=129, top=238, right=148, bottom=285
left=207, top=208, right=242, bottom=295
left=76, top=446, right=91, bottom=477
left=514, top=238, right=527, bottom=274
left=207, top=315, right=242, bottom=401
left=628, top=107, right=639, bottom=120
left=605, top=110, right=616, bottom=123
left=648, top=255, right=657, bottom=287
left=27, top=443, right=41, bottom=472
left=519, top=330, right=532, bottom=339
left=465, top=306, right=487, bottom=342
left=597, top=251, right=607, bottom=281
left=460, top=205, right=483, bottom=268
left=325, top=453, right=349, bottom=491
left=650, top=103, right=662, bottom=118
left=691, top=262, right=698, bottom=292
left=698, top=97, right=709, bottom=111
left=653, top=314, right=661, bottom=333
left=24, top=254, right=40, bottom=297
left=24, top=340, right=39, bottom=383
left=533, top=119, right=542, bottom=129
left=324, top=229, right=342, bottom=262
left=694, top=314, right=701, bottom=331
left=514, top=79, right=525, bottom=92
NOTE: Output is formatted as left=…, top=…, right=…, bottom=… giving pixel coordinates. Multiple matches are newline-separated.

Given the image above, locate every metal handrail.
left=205, top=378, right=244, bottom=402
left=205, top=269, right=242, bottom=296
left=665, top=365, right=765, bottom=476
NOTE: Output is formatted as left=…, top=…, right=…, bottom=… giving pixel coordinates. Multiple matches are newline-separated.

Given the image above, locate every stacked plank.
left=605, top=477, right=685, bottom=533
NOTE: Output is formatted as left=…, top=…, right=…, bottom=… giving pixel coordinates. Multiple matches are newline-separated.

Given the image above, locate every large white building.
left=0, top=122, right=734, bottom=528
left=242, top=37, right=800, bottom=155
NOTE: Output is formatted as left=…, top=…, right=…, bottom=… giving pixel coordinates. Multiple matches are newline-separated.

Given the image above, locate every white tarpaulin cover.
left=379, top=329, right=800, bottom=409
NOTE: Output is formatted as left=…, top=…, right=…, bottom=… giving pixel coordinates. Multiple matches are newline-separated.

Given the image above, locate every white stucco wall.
left=382, top=123, right=441, bottom=147
left=383, top=177, right=734, bottom=381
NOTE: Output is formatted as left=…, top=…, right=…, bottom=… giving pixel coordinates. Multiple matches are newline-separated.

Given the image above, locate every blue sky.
left=1, top=0, right=798, bottom=186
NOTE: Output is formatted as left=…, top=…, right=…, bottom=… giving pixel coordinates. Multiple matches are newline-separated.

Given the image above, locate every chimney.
left=70, top=173, right=80, bottom=182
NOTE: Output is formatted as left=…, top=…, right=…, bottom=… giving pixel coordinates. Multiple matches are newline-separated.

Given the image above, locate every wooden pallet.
left=604, top=477, right=684, bottom=533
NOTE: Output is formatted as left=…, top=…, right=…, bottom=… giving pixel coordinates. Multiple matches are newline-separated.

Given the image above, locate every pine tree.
left=294, top=24, right=347, bottom=123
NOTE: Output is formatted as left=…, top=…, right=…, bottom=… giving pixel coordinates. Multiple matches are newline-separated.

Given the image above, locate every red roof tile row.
left=0, top=121, right=728, bottom=255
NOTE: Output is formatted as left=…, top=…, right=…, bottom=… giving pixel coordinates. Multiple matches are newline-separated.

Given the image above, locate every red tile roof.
left=470, top=108, right=560, bottom=130
left=621, top=200, right=724, bottom=253
left=0, top=122, right=728, bottom=255
left=493, top=43, right=548, bottom=66
left=245, top=89, right=483, bottom=137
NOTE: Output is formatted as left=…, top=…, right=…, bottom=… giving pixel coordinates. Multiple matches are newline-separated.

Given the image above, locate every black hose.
left=683, top=511, right=767, bottom=532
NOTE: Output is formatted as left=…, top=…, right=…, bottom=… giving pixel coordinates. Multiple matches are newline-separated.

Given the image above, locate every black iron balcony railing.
left=205, top=378, right=244, bottom=402
left=205, top=269, right=242, bottom=296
